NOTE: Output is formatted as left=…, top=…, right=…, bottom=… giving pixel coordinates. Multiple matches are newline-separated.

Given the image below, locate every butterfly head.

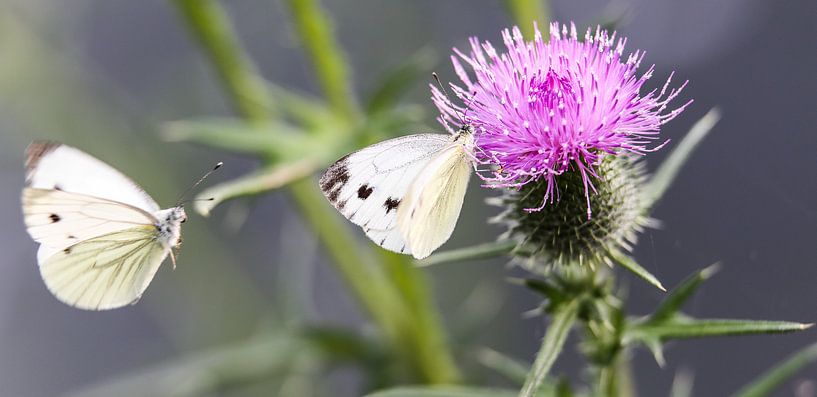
left=154, top=207, right=186, bottom=249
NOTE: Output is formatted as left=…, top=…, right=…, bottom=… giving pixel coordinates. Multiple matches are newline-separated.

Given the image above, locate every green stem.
left=505, top=0, right=551, bottom=39
left=173, top=0, right=460, bottom=384
left=285, top=0, right=358, bottom=123
left=519, top=300, right=579, bottom=397
left=379, top=251, right=461, bottom=383
left=172, top=0, right=276, bottom=122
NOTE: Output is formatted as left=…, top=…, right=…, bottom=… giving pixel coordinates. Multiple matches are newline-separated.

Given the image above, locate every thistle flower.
left=432, top=22, right=691, bottom=217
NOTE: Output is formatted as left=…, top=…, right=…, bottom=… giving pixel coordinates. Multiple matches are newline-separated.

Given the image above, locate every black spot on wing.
left=357, top=184, right=373, bottom=199
left=49, top=214, right=61, bottom=223
left=63, top=247, right=72, bottom=254
left=319, top=159, right=351, bottom=204
left=384, top=197, right=400, bottom=213
left=53, top=184, right=63, bottom=191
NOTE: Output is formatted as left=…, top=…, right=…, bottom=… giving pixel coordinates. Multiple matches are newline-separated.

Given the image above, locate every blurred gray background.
left=1, top=0, right=816, bottom=396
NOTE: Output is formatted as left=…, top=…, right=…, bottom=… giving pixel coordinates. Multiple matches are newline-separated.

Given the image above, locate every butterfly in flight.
left=320, top=124, right=476, bottom=260
left=21, top=141, right=219, bottom=310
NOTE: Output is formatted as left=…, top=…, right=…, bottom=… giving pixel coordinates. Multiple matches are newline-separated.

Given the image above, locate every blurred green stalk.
left=172, top=0, right=460, bottom=384
left=505, top=0, right=550, bottom=39
left=174, top=0, right=277, bottom=122
left=285, top=0, right=359, bottom=123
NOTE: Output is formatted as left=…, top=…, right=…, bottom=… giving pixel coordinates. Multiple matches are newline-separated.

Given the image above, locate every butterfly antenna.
left=433, top=72, right=469, bottom=126
left=175, top=162, right=223, bottom=207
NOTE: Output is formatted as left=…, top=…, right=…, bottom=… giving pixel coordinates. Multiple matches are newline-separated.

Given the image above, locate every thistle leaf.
left=644, top=108, right=721, bottom=210
left=670, top=369, right=695, bottom=397
left=521, top=278, right=567, bottom=305
left=649, top=263, right=720, bottom=323
left=628, top=318, right=812, bottom=341
left=195, top=160, right=320, bottom=216
left=416, top=240, right=517, bottom=267
left=607, top=249, right=666, bottom=292
left=733, top=342, right=817, bottom=397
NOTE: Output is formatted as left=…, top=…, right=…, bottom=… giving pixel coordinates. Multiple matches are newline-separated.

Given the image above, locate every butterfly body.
left=22, top=141, right=186, bottom=310
left=320, top=125, right=475, bottom=259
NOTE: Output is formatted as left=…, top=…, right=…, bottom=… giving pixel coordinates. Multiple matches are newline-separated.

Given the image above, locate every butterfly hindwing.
left=397, top=144, right=472, bottom=259
left=39, top=226, right=169, bottom=310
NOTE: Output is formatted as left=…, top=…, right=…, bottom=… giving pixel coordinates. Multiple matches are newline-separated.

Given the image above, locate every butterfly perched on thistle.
left=21, top=141, right=220, bottom=310
left=320, top=76, right=478, bottom=259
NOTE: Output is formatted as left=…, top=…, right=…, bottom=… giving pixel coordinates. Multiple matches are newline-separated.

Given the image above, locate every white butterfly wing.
left=25, top=141, right=160, bottom=213
left=320, top=134, right=451, bottom=253
left=39, top=226, right=169, bottom=310
left=23, top=188, right=157, bottom=258
left=397, top=144, right=472, bottom=259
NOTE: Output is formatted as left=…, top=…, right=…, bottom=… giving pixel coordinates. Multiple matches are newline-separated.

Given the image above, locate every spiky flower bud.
left=490, top=154, right=649, bottom=268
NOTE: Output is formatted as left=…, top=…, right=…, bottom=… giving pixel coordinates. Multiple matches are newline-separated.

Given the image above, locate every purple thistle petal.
left=432, top=22, right=692, bottom=216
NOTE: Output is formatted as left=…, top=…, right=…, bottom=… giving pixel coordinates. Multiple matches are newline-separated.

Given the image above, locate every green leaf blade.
left=644, top=108, right=721, bottom=210
left=416, top=240, right=516, bottom=267
left=607, top=249, right=666, bottom=292
left=733, top=342, right=817, bottom=397
left=630, top=318, right=812, bottom=341
left=650, top=263, right=720, bottom=323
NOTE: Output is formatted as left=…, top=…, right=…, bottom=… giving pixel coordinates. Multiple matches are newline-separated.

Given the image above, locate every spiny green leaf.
left=416, top=240, right=517, bottom=267
left=520, top=300, right=580, bottom=397
left=649, top=263, right=720, bottom=324
left=644, top=108, right=721, bottom=211
left=520, top=278, right=567, bottom=305
left=628, top=318, right=812, bottom=341
left=733, top=341, right=817, bottom=397
left=195, top=160, right=320, bottom=216
left=607, top=249, right=666, bottom=292
left=163, top=118, right=316, bottom=157
left=642, top=336, right=666, bottom=367
left=364, top=387, right=519, bottom=397
left=366, top=48, right=436, bottom=115
left=476, top=348, right=531, bottom=385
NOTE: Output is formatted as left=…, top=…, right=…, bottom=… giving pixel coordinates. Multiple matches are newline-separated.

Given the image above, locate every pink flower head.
left=432, top=22, right=691, bottom=217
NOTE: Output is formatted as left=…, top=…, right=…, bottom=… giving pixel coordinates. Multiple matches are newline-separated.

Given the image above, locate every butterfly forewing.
left=23, top=188, right=157, bottom=255
left=25, top=141, right=160, bottom=213
left=320, top=134, right=451, bottom=253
